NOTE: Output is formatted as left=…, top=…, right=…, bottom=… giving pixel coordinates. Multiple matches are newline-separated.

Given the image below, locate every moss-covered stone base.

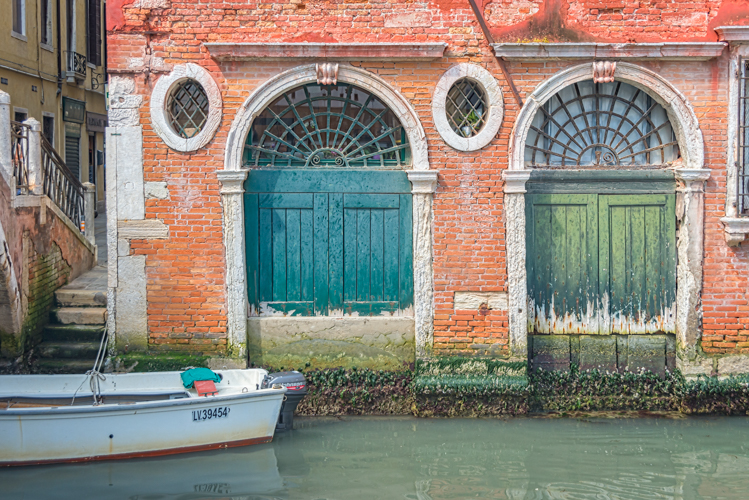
left=292, top=359, right=749, bottom=417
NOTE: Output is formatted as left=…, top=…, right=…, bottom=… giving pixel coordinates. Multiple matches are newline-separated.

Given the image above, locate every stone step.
left=52, top=307, right=107, bottom=325
left=42, top=324, right=105, bottom=342
left=36, top=342, right=101, bottom=360
left=56, top=288, right=107, bottom=307
left=33, top=359, right=97, bottom=375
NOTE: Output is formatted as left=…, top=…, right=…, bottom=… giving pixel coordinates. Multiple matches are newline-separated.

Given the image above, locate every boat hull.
left=0, top=375, right=285, bottom=466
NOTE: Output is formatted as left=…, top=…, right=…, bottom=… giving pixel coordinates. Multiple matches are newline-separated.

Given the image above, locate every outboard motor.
left=261, top=371, right=307, bottom=432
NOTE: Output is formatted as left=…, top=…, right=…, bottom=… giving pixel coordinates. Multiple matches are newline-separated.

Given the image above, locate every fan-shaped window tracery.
left=524, top=80, right=680, bottom=168
left=244, top=83, right=410, bottom=168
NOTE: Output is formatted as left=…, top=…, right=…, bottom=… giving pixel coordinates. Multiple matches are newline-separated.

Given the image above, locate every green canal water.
left=2, top=416, right=749, bottom=499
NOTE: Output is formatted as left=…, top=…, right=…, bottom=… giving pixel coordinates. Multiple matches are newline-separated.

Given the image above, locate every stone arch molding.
left=224, top=64, right=429, bottom=172
left=509, top=62, right=704, bottom=172
left=219, top=64, right=437, bottom=360
left=504, top=62, right=709, bottom=371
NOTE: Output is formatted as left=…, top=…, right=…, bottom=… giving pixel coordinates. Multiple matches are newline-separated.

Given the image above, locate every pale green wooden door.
left=599, top=195, right=676, bottom=334
left=526, top=193, right=675, bottom=334
left=245, top=170, right=413, bottom=316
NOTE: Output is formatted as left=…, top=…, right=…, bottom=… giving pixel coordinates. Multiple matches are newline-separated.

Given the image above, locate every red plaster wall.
left=107, top=1, right=749, bottom=357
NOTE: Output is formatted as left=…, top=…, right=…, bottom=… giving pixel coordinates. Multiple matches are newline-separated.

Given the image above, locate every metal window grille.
left=167, top=80, right=209, bottom=139
left=525, top=80, right=679, bottom=168
left=446, top=78, right=487, bottom=138
left=244, top=83, right=410, bottom=168
left=738, top=60, right=749, bottom=215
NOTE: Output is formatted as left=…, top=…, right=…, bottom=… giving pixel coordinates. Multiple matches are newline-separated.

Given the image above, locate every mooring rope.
left=70, top=326, right=108, bottom=406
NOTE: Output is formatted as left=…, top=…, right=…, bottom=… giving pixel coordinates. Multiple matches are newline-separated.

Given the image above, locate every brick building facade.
left=106, top=0, right=749, bottom=375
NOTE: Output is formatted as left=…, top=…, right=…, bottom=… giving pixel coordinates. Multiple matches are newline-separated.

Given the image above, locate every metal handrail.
left=41, top=135, right=85, bottom=229
left=11, top=121, right=30, bottom=193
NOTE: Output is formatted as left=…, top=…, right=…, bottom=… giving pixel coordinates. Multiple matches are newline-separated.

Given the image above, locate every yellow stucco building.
left=4, top=0, right=106, bottom=210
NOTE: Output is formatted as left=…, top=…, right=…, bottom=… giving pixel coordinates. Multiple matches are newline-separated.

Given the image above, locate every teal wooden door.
left=245, top=170, right=413, bottom=316
left=526, top=193, right=675, bottom=334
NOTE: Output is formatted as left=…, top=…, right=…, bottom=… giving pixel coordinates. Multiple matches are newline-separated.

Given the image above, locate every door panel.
left=527, top=193, right=675, bottom=335
left=599, top=195, right=676, bottom=334
left=246, top=170, right=413, bottom=317
left=526, top=194, right=599, bottom=334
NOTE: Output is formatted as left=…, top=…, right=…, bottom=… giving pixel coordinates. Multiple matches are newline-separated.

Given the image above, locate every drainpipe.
left=465, top=0, right=523, bottom=107
left=56, top=0, right=62, bottom=95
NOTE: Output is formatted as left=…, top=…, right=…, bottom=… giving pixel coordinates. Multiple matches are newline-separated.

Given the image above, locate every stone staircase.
left=34, top=266, right=107, bottom=374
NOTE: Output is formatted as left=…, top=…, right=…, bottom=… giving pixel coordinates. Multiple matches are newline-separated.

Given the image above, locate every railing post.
left=83, top=181, right=96, bottom=245
left=24, top=118, right=43, bottom=196
left=0, top=91, right=11, bottom=183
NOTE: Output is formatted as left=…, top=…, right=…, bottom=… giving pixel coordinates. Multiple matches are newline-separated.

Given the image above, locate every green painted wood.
left=526, top=169, right=676, bottom=194
left=526, top=194, right=598, bottom=334
left=246, top=170, right=413, bottom=316
left=313, top=194, right=329, bottom=315
left=244, top=194, right=259, bottom=311
left=599, top=194, right=676, bottom=334
left=261, top=302, right=314, bottom=316
left=258, top=209, right=273, bottom=302
left=344, top=301, right=400, bottom=316
left=259, top=193, right=314, bottom=209
left=383, top=209, right=399, bottom=302
left=246, top=169, right=412, bottom=194
left=286, top=210, right=301, bottom=302
left=272, top=209, right=287, bottom=302
left=399, top=194, right=414, bottom=308
left=300, top=209, right=314, bottom=302
left=343, top=208, right=357, bottom=302
left=356, top=209, right=371, bottom=302
left=344, top=194, right=400, bottom=209
left=328, top=193, right=344, bottom=311
left=370, top=209, right=385, bottom=301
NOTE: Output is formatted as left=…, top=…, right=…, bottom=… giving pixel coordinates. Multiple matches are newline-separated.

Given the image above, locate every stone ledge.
left=493, top=42, right=725, bottom=61
left=118, top=219, right=169, bottom=240
left=720, top=217, right=749, bottom=246
left=204, top=42, right=447, bottom=61
left=715, top=26, right=749, bottom=43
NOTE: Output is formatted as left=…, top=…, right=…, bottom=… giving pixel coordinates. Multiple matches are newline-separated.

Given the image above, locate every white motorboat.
left=0, top=368, right=286, bottom=466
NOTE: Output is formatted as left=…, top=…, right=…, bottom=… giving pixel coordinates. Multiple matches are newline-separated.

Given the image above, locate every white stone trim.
left=118, top=219, right=169, bottom=239
left=722, top=44, right=749, bottom=245
left=506, top=62, right=706, bottom=360
left=432, top=64, right=503, bottom=151
left=493, top=42, right=725, bottom=61
left=716, top=26, right=749, bottom=43
left=149, top=63, right=222, bottom=152
left=222, top=64, right=434, bottom=359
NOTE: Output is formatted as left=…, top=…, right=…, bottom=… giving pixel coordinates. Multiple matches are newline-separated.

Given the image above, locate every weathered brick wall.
left=107, top=0, right=749, bottom=358
left=24, top=236, right=71, bottom=338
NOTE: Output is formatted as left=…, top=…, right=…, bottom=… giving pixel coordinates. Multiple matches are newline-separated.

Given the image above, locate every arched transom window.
left=244, top=83, right=410, bottom=168
left=524, top=80, right=680, bottom=168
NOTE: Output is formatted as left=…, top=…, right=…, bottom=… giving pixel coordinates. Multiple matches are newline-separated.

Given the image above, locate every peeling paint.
left=529, top=294, right=676, bottom=335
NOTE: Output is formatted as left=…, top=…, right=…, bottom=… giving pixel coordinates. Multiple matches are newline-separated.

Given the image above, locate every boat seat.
left=194, top=380, right=218, bottom=397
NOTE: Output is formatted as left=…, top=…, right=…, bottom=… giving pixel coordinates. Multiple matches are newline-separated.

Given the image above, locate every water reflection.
left=1, top=416, right=748, bottom=499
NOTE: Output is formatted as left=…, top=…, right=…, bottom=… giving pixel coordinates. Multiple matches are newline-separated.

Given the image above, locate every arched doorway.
left=505, top=62, right=708, bottom=372
left=243, top=81, right=414, bottom=317
left=218, top=64, right=437, bottom=364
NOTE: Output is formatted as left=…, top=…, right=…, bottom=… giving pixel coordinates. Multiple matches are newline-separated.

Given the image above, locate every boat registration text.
left=192, top=407, right=230, bottom=422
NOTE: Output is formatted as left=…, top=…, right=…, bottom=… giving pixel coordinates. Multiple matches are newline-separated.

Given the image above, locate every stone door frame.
left=503, top=62, right=709, bottom=366
left=218, top=64, right=438, bottom=359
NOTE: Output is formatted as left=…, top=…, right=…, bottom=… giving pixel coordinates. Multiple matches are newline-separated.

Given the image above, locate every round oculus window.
left=167, top=80, right=209, bottom=139
left=446, top=78, right=488, bottom=138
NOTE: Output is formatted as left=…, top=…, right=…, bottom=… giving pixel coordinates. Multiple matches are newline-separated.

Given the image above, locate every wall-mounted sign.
left=86, top=112, right=107, bottom=133
left=62, top=97, right=85, bottom=124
